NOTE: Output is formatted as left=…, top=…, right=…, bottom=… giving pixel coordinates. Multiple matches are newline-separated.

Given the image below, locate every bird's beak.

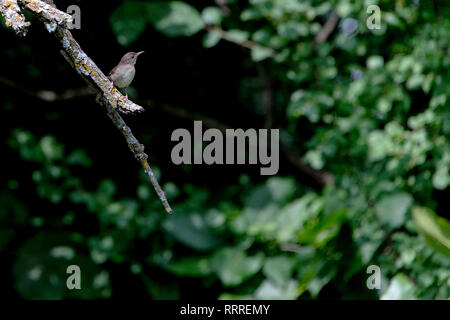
left=137, top=51, right=145, bottom=56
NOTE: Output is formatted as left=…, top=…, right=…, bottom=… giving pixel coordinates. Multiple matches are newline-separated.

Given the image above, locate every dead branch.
left=314, top=11, right=339, bottom=46
left=1, top=0, right=173, bottom=214
left=205, top=25, right=276, bottom=57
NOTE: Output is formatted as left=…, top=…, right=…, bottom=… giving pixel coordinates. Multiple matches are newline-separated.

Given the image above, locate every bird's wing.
left=108, top=65, right=118, bottom=81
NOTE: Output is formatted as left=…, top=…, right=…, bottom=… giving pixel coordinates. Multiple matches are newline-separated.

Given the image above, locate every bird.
left=108, top=51, right=144, bottom=101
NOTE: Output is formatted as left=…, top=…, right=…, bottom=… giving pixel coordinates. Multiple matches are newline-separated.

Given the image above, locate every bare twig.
left=255, top=62, right=273, bottom=129
left=281, top=145, right=334, bottom=187
left=101, top=98, right=173, bottom=215
left=36, top=87, right=94, bottom=102
left=313, top=10, right=339, bottom=46
left=205, top=25, right=276, bottom=57
left=215, top=0, right=230, bottom=16
left=0, top=77, right=94, bottom=101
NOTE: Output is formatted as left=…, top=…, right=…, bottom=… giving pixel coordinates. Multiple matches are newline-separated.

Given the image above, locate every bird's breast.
left=110, top=64, right=136, bottom=88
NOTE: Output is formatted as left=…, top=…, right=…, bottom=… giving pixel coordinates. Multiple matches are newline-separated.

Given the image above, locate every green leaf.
left=147, top=2, right=204, bottom=37
left=202, top=7, right=222, bottom=25
left=226, top=29, right=249, bottom=43
left=67, top=149, right=92, bottom=167
left=375, top=193, right=413, bottom=229
left=432, top=165, right=450, bottom=190
left=407, top=74, right=424, bottom=90
left=98, top=179, right=117, bottom=198
left=263, top=256, right=296, bottom=286
left=203, top=31, right=221, bottom=48
left=218, top=293, right=252, bottom=300
left=162, top=213, right=220, bottom=251
left=266, top=177, right=296, bottom=202
left=251, top=47, right=273, bottom=62
left=381, top=273, right=416, bottom=300
left=167, top=256, right=213, bottom=277
left=275, top=194, right=321, bottom=243
left=412, top=206, right=450, bottom=258
left=212, top=247, right=264, bottom=287
left=298, top=210, right=348, bottom=248
left=306, top=263, right=337, bottom=298
left=40, top=135, right=64, bottom=161
left=14, top=233, right=111, bottom=299
left=254, top=279, right=300, bottom=299
left=367, top=55, right=384, bottom=69
left=231, top=177, right=296, bottom=236
left=110, top=1, right=148, bottom=46
left=240, top=8, right=262, bottom=21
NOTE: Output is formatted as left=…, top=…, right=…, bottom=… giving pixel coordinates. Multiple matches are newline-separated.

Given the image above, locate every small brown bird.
left=108, top=51, right=144, bottom=100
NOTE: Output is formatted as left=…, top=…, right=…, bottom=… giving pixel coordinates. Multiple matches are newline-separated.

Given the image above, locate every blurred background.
left=0, top=0, right=449, bottom=299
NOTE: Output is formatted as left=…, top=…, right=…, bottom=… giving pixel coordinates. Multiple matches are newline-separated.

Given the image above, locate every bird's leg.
left=123, top=88, right=129, bottom=102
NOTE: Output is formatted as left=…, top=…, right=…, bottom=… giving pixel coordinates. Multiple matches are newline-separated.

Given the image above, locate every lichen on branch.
left=0, top=0, right=30, bottom=36
left=19, top=0, right=73, bottom=31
